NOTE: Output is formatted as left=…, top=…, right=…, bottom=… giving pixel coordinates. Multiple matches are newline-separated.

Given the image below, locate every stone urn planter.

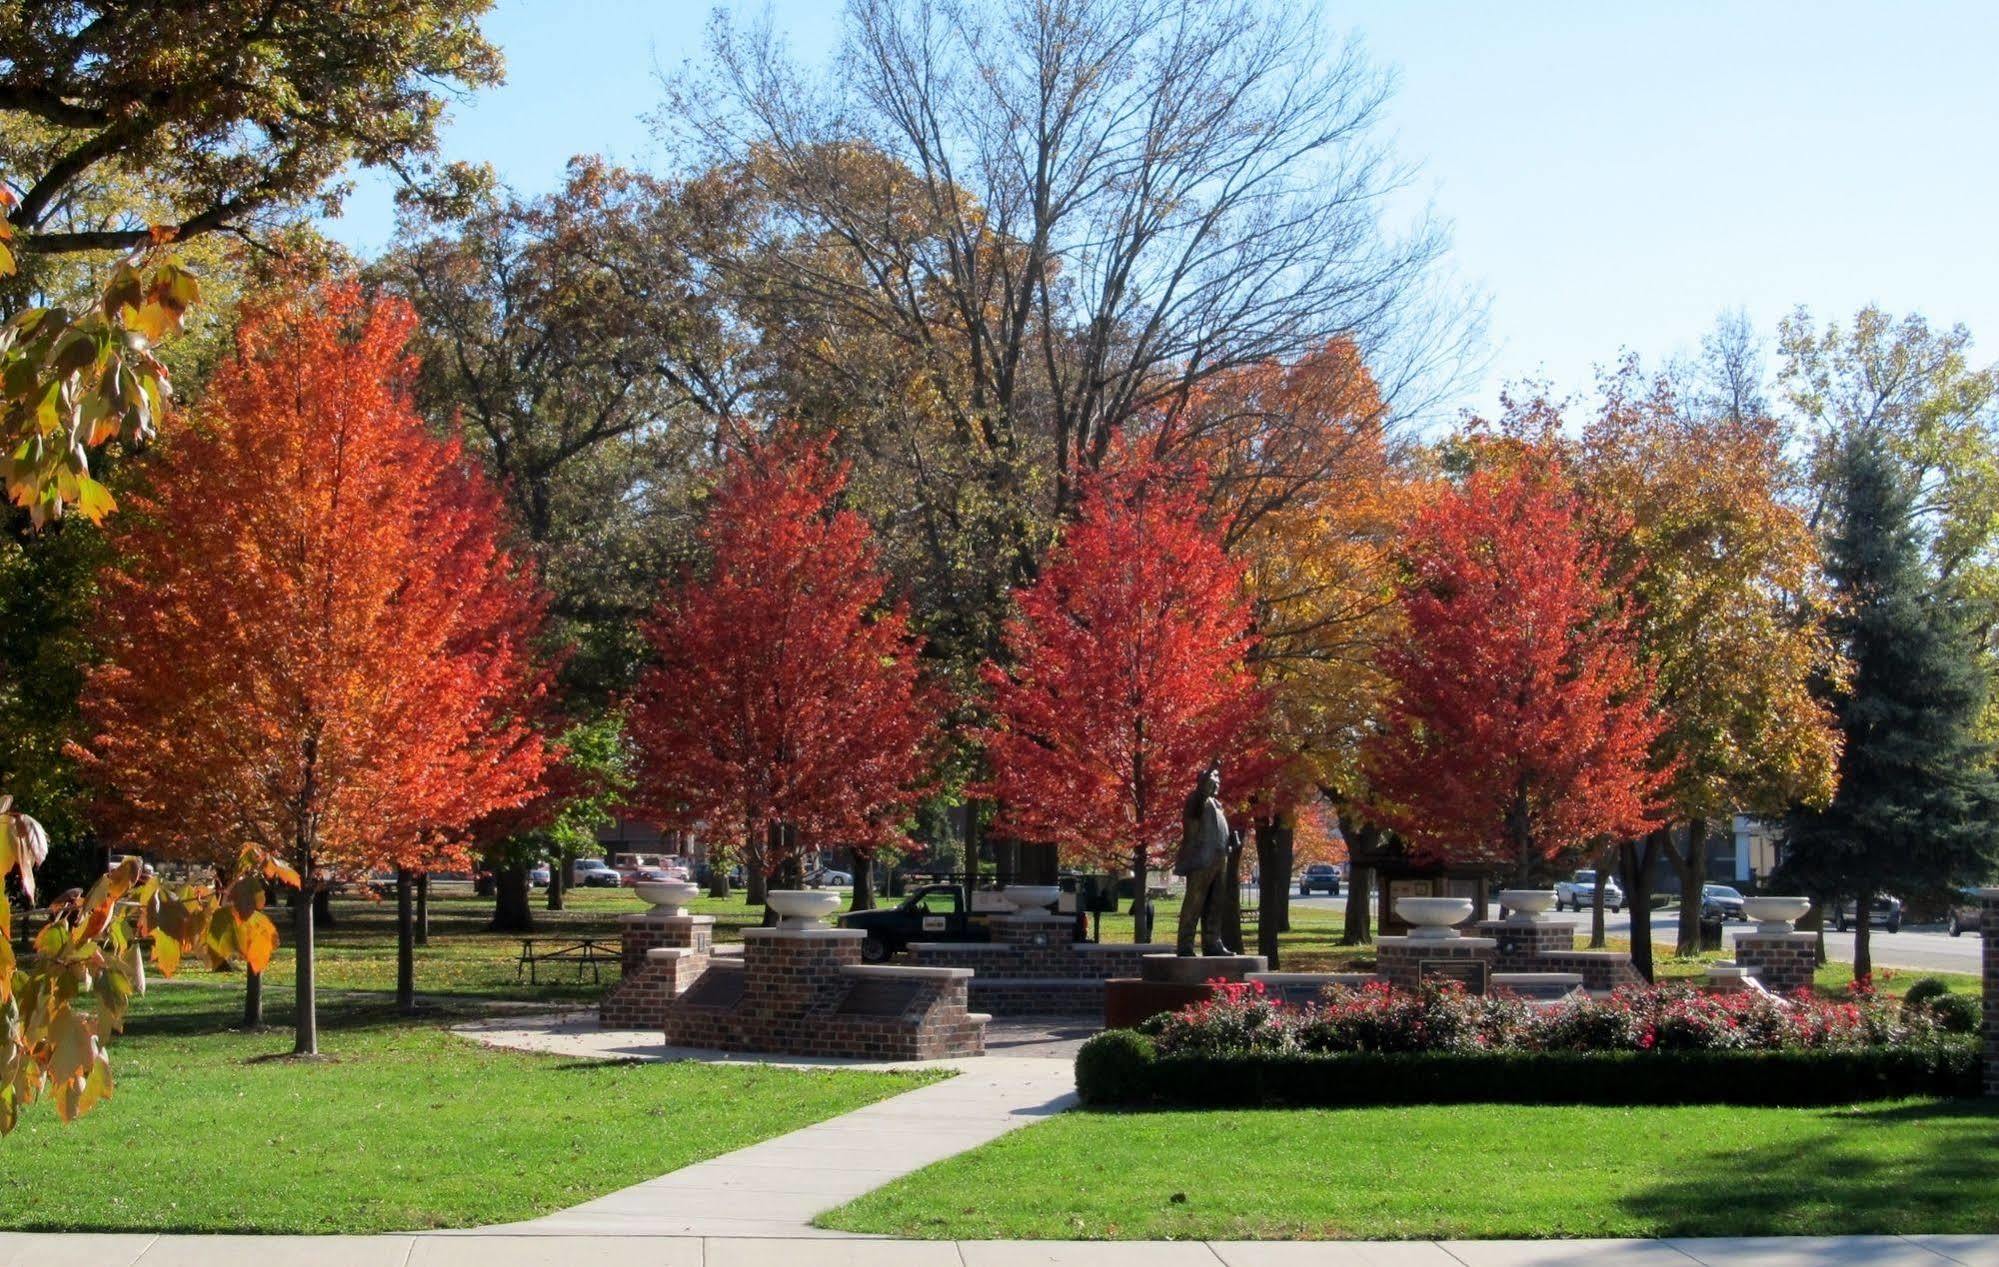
left=1395, top=896, right=1475, bottom=940
left=1002, top=884, right=1062, bottom=914
left=1741, top=895, right=1811, bottom=934
left=766, top=888, right=843, bottom=929
left=1496, top=889, right=1558, bottom=924
left=634, top=880, right=700, bottom=916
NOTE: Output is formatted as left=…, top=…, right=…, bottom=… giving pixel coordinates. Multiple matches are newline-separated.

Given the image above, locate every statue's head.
left=1200, top=764, right=1221, bottom=798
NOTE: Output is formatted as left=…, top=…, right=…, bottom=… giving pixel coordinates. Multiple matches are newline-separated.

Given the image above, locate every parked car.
left=1831, top=894, right=1903, bottom=933
left=839, top=883, right=991, bottom=962
left=571, top=858, right=621, bottom=888
left=622, top=865, right=672, bottom=887
left=528, top=864, right=550, bottom=888
left=809, top=868, right=853, bottom=887
left=1297, top=863, right=1341, bottom=896
left=1555, top=870, right=1623, bottom=912
left=1700, top=884, right=1747, bottom=922
left=1947, top=888, right=1985, bottom=937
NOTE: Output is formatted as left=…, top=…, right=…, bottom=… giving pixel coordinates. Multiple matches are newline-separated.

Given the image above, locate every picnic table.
left=514, top=936, right=617, bottom=985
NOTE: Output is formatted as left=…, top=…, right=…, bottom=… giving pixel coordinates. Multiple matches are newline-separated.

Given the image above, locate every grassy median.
left=820, top=1097, right=1999, bottom=1240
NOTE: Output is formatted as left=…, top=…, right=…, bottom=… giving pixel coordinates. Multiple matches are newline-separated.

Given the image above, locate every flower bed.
left=1077, top=980, right=1981, bottom=1107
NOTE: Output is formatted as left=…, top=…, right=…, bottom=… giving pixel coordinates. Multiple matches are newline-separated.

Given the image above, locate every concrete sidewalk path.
left=475, top=1054, right=1078, bottom=1238
left=8, top=1233, right=1998, bottom=1266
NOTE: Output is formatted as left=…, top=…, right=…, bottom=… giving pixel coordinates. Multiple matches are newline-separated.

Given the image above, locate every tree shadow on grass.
left=1617, top=1099, right=1999, bottom=1237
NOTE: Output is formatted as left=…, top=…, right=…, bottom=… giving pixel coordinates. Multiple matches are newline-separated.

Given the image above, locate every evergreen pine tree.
left=1781, top=433, right=1999, bottom=981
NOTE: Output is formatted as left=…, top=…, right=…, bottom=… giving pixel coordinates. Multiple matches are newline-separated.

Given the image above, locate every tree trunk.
left=293, top=883, right=318, bottom=1056
left=1618, top=830, right=1662, bottom=984
left=1254, top=817, right=1294, bottom=966
left=746, top=865, right=768, bottom=906
left=243, top=969, right=262, bottom=1029
left=1342, top=865, right=1372, bottom=945
left=964, top=800, right=982, bottom=892
left=1130, top=844, right=1151, bottom=944
left=1852, top=890, right=1872, bottom=986
left=546, top=859, right=565, bottom=911
left=312, top=885, right=335, bottom=929
left=396, top=867, right=416, bottom=1015
left=1669, top=817, right=1709, bottom=957
left=415, top=873, right=429, bottom=946
left=708, top=861, right=731, bottom=898
left=850, top=852, right=877, bottom=912
left=1798, top=898, right=1827, bottom=965
left=1589, top=853, right=1609, bottom=948
left=490, top=866, right=533, bottom=933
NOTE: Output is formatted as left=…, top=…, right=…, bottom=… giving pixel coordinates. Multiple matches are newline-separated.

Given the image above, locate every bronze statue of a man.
left=1173, top=763, right=1235, bottom=956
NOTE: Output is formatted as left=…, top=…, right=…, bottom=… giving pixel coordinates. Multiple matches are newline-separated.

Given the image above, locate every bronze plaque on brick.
left=1419, top=959, right=1489, bottom=995
left=837, top=978, right=922, bottom=1016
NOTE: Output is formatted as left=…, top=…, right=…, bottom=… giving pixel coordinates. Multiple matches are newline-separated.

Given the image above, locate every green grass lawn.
left=0, top=981, right=937, bottom=1234
left=820, top=1099, right=1999, bottom=1240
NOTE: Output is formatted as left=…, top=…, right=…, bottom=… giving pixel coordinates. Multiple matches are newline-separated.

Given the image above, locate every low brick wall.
left=1981, top=890, right=1997, bottom=1097
left=1535, top=949, right=1644, bottom=992
left=599, top=913, right=713, bottom=1028
left=661, top=928, right=985, bottom=1060
left=1734, top=931, right=1819, bottom=995
left=909, top=918, right=1175, bottom=1015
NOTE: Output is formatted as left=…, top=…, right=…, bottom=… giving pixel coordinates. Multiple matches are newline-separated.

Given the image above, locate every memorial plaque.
left=1419, top=958, right=1489, bottom=995
left=680, top=964, right=746, bottom=1008
left=837, top=978, right=922, bottom=1016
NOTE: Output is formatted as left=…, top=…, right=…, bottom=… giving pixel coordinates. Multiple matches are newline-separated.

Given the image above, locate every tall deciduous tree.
left=75, top=284, right=553, bottom=1054
left=1780, top=435, right=1999, bottom=983
left=1366, top=462, right=1668, bottom=884
left=1160, top=339, right=1412, bottom=951
left=0, top=1, right=501, bottom=254
left=982, top=463, right=1270, bottom=941
left=1575, top=367, right=1840, bottom=956
left=627, top=435, right=938, bottom=905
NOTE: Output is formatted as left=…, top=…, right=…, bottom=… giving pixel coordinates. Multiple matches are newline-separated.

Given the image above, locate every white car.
left=809, top=868, right=853, bottom=887
left=1555, top=869, right=1624, bottom=912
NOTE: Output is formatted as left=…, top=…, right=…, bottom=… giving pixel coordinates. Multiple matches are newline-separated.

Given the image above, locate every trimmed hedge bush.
left=1075, top=1028, right=1981, bottom=1108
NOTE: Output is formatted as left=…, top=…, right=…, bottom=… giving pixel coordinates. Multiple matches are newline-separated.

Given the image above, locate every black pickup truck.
left=839, top=884, right=992, bottom=962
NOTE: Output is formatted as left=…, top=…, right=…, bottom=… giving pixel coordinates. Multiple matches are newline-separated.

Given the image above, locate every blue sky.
left=324, top=1, right=1999, bottom=415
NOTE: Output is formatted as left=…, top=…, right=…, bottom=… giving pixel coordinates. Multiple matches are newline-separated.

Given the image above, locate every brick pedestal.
left=1375, top=936, right=1497, bottom=991
left=599, top=912, right=714, bottom=1028
left=1734, top=931, right=1819, bottom=995
left=660, top=927, right=986, bottom=1060
left=1981, top=889, right=1998, bottom=1097
left=1474, top=919, right=1575, bottom=972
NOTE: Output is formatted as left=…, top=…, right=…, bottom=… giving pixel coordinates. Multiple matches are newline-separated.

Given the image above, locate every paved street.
left=1289, top=896, right=1986, bottom=976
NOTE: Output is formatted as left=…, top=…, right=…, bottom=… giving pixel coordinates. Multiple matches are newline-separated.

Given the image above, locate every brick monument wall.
left=1474, top=920, right=1575, bottom=973
left=661, top=928, right=985, bottom=1060
left=599, top=913, right=713, bottom=1028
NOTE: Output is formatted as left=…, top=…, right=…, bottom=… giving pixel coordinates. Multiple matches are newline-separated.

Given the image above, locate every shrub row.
left=1075, top=1028, right=1982, bottom=1108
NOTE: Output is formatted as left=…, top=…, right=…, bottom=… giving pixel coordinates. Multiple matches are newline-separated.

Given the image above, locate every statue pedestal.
left=1105, top=953, right=1271, bottom=1030
left=1139, top=953, right=1268, bottom=986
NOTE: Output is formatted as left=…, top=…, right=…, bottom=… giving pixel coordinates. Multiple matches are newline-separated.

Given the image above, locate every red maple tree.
left=982, top=463, right=1271, bottom=912
left=1364, top=463, right=1668, bottom=883
left=75, top=283, right=555, bottom=1054
left=626, top=434, right=939, bottom=898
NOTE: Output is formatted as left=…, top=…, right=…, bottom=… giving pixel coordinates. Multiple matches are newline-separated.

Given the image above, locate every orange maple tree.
left=626, top=434, right=940, bottom=894
left=74, top=283, right=555, bottom=1054
left=981, top=462, right=1272, bottom=931
left=1364, top=460, right=1669, bottom=884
